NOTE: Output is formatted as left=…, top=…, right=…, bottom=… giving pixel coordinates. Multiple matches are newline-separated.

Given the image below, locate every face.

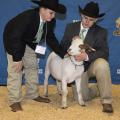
left=67, top=37, right=84, bottom=56
left=40, top=8, right=55, bottom=22
left=81, top=14, right=97, bottom=28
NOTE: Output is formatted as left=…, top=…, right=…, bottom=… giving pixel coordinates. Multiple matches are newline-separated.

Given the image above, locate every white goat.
left=44, top=36, right=95, bottom=108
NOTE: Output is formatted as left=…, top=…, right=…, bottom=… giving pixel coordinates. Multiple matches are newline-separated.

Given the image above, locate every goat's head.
left=67, top=36, right=84, bottom=56
left=67, top=36, right=96, bottom=56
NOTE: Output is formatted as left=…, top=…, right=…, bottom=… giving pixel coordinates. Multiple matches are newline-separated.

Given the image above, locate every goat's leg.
left=56, top=80, right=62, bottom=95
left=44, top=69, right=50, bottom=97
left=75, top=79, right=85, bottom=106
left=61, top=80, right=68, bottom=109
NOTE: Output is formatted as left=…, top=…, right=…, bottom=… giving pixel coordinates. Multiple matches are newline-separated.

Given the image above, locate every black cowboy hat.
left=79, top=1, right=105, bottom=18
left=31, top=0, right=66, bottom=14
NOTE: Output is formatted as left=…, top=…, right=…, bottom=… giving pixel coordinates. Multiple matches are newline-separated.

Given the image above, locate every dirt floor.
left=0, top=85, right=120, bottom=120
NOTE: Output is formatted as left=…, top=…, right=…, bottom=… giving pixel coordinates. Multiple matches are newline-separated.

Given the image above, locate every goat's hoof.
left=61, top=106, right=68, bottom=109
left=58, top=91, right=62, bottom=96
left=81, top=104, right=86, bottom=107
left=61, top=103, right=68, bottom=109
left=79, top=101, right=85, bottom=106
left=58, top=93, right=62, bottom=96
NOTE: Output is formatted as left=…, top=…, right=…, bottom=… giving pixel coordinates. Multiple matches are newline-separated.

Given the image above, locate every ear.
left=84, top=44, right=96, bottom=52
left=79, top=44, right=96, bottom=52
left=79, top=44, right=85, bottom=49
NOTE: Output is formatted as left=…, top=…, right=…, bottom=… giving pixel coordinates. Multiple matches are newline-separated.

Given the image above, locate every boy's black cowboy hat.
left=31, top=0, right=66, bottom=14
left=79, top=1, right=105, bottom=18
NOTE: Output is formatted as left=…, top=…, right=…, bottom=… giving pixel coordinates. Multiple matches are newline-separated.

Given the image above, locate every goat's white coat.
left=44, top=38, right=85, bottom=108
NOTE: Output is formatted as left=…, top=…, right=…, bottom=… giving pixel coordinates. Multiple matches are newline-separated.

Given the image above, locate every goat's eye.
left=79, top=45, right=82, bottom=48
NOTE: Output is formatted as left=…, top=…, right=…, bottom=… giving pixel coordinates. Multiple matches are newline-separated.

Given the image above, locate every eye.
left=79, top=45, right=83, bottom=49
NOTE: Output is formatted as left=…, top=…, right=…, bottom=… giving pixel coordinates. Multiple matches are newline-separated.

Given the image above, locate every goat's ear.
left=79, top=44, right=96, bottom=52
left=84, top=43, right=96, bottom=52
left=79, top=44, right=85, bottom=49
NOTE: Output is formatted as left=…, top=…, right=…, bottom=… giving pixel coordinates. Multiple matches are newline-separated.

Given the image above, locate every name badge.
left=35, top=45, right=46, bottom=55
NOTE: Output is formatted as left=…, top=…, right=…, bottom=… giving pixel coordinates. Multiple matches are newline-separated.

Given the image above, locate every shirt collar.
left=40, top=15, right=45, bottom=25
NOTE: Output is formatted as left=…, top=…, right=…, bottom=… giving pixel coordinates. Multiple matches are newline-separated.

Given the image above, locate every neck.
left=70, top=56, right=83, bottom=66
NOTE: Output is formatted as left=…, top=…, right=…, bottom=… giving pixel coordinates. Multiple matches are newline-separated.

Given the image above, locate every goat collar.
left=69, top=56, right=83, bottom=69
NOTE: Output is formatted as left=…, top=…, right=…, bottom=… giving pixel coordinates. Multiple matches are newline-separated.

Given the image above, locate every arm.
left=3, top=10, right=32, bottom=62
left=88, top=29, right=109, bottom=63
left=46, top=19, right=66, bottom=58
left=60, top=24, right=72, bottom=52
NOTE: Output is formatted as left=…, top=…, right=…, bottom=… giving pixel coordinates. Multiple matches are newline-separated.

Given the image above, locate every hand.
left=72, top=36, right=80, bottom=40
left=13, top=61, right=23, bottom=73
left=74, top=51, right=88, bottom=62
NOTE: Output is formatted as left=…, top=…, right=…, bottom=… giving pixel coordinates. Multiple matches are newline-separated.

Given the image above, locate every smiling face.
left=39, top=7, right=55, bottom=22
